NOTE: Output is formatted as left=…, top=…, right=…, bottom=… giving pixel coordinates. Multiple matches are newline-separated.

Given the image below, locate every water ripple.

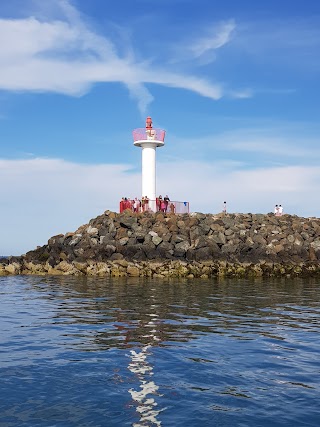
left=0, top=276, right=320, bottom=426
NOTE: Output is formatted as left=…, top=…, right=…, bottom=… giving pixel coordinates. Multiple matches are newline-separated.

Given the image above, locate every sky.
left=1, top=0, right=320, bottom=255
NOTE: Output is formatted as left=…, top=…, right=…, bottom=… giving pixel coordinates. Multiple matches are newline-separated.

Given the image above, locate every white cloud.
left=218, top=130, right=320, bottom=160
left=233, top=18, right=320, bottom=70
left=0, top=2, right=224, bottom=114
left=166, top=126, right=320, bottom=163
left=229, top=88, right=253, bottom=99
left=167, top=19, right=236, bottom=66
left=1, top=157, right=319, bottom=255
left=225, top=139, right=313, bottom=157
left=0, top=157, right=140, bottom=254
left=127, top=83, right=155, bottom=118
left=189, top=20, right=236, bottom=59
left=158, top=160, right=320, bottom=216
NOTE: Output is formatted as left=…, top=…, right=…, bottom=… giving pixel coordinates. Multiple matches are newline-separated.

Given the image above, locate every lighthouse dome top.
left=133, top=116, right=166, bottom=147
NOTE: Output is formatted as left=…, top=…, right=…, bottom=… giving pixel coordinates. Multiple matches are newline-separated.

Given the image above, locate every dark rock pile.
left=1, top=210, right=320, bottom=277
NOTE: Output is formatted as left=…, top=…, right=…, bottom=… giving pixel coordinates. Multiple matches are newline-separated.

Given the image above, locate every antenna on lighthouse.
left=133, top=117, right=166, bottom=212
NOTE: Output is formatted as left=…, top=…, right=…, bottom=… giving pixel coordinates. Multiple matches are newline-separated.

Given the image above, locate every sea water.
left=0, top=275, right=319, bottom=426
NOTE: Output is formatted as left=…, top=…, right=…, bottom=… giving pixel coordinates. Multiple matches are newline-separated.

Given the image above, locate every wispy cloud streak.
left=189, top=19, right=236, bottom=59
left=0, top=1, right=225, bottom=113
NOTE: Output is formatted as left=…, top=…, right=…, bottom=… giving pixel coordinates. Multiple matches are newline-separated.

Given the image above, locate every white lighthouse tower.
left=133, top=117, right=165, bottom=211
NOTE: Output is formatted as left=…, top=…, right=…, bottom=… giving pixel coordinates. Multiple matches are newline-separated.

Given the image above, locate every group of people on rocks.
left=119, top=195, right=174, bottom=213
left=220, top=201, right=285, bottom=216
left=274, top=204, right=284, bottom=216
left=156, top=195, right=172, bottom=213
left=119, top=197, right=149, bottom=213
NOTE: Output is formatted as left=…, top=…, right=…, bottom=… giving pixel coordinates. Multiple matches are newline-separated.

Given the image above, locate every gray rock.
left=119, top=237, right=129, bottom=246
left=211, top=232, right=226, bottom=245
left=87, top=226, right=99, bottom=235
left=252, top=235, right=267, bottom=245
left=90, top=238, right=99, bottom=246
left=120, top=217, right=137, bottom=229
left=311, top=240, right=320, bottom=250
left=194, top=236, right=208, bottom=249
left=171, top=234, right=187, bottom=244
left=175, top=241, right=191, bottom=252
left=221, top=243, right=238, bottom=254
left=195, top=247, right=213, bottom=260
left=149, top=231, right=158, bottom=237
left=152, top=235, right=163, bottom=246
left=157, top=241, right=174, bottom=258
left=69, top=234, right=82, bottom=246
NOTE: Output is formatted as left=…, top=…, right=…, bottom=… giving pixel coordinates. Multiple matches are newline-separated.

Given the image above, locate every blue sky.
left=1, top=0, right=320, bottom=255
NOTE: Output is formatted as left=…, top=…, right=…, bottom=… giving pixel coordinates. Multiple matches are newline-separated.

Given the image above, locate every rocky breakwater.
left=1, top=211, right=320, bottom=278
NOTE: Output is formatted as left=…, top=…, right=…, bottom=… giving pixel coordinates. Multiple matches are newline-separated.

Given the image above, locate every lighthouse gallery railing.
left=132, top=128, right=166, bottom=142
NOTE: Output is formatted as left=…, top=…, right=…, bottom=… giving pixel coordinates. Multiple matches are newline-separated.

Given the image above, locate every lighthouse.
left=133, top=117, right=165, bottom=211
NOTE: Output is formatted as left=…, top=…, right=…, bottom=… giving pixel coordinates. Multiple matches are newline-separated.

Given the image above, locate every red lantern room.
left=146, top=116, right=153, bottom=130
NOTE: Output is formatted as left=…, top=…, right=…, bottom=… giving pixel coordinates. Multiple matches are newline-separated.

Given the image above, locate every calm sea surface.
left=0, top=275, right=319, bottom=426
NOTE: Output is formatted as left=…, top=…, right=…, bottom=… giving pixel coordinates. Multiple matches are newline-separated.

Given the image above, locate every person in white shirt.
left=133, top=198, right=139, bottom=212
left=222, top=201, right=227, bottom=213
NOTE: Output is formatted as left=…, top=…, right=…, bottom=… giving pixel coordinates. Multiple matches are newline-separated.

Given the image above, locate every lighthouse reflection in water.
left=114, top=285, right=165, bottom=426
left=127, top=308, right=164, bottom=426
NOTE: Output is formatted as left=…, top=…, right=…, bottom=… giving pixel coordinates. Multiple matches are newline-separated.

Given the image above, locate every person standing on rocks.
left=164, top=195, right=170, bottom=213
left=274, top=205, right=279, bottom=216
left=133, top=198, right=139, bottom=213
left=222, top=201, right=227, bottom=213
left=279, top=205, right=283, bottom=216
left=144, top=196, right=149, bottom=212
